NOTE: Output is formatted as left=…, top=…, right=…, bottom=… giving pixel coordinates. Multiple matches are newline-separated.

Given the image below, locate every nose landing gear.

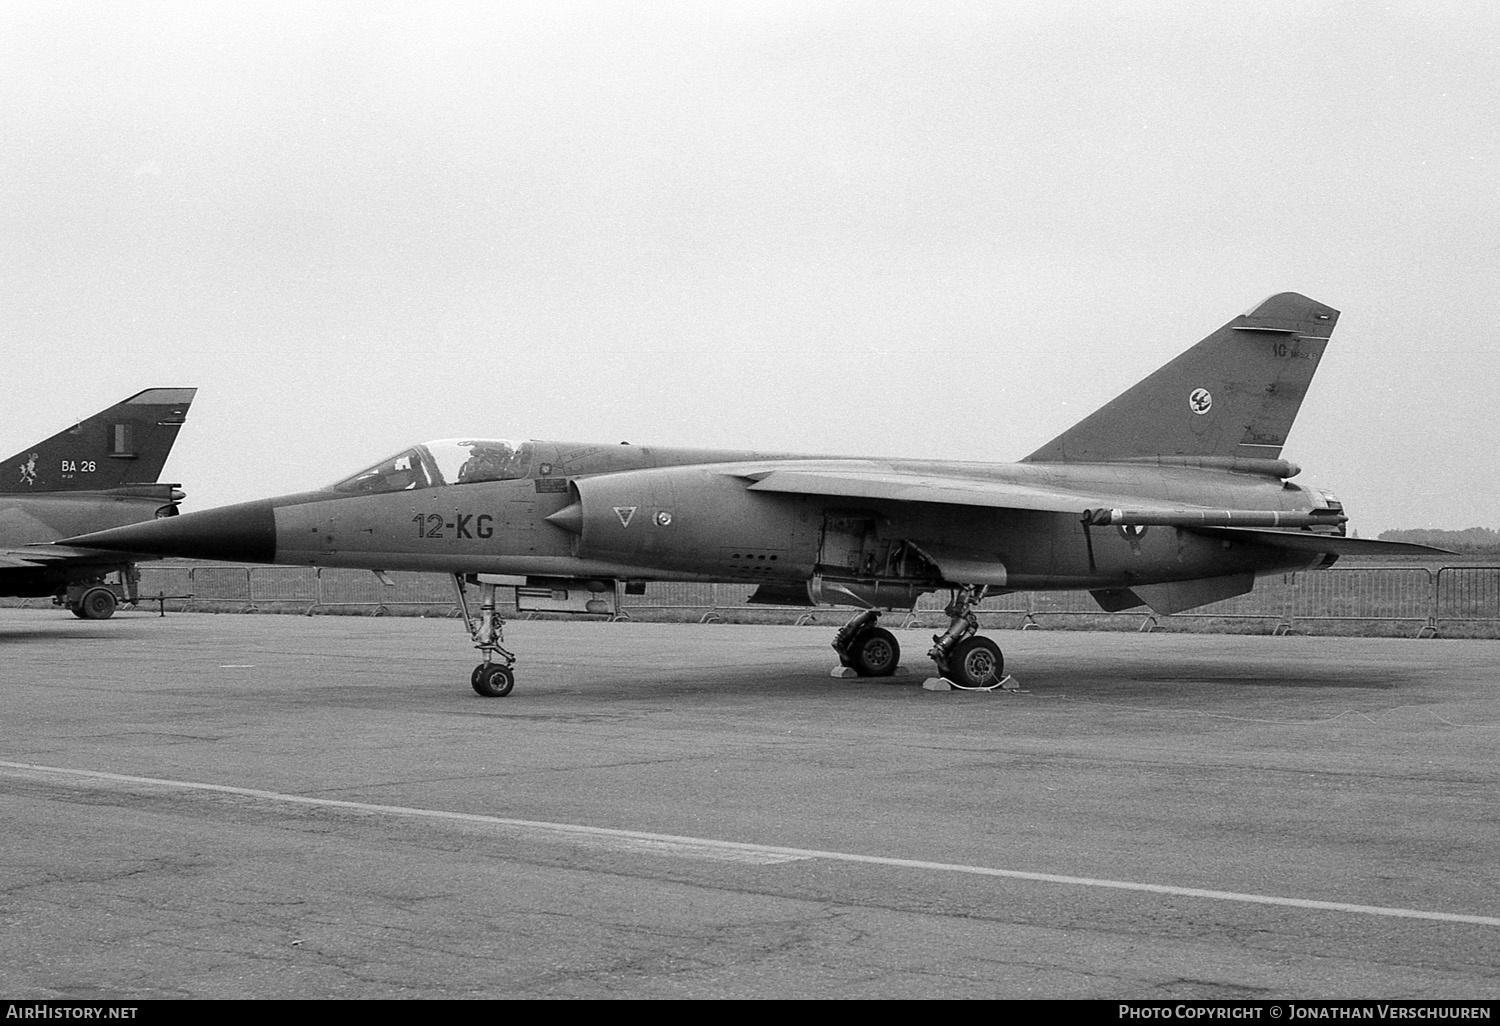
left=453, top=574, right=517, bottom=697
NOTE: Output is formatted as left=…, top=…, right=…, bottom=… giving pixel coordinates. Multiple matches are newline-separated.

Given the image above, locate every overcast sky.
left=3, top=1, right=1496, bottom=536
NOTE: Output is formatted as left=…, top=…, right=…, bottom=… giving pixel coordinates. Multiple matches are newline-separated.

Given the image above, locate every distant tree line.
left=1378, top=527, right=1500, bottom=553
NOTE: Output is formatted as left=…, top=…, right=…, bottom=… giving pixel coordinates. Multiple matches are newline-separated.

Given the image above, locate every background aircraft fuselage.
left=0, top=488, right=184, bottom=596
left=1, top=388, right=194, bottom=605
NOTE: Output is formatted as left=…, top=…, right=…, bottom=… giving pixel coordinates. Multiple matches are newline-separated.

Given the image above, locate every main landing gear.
left=453, top=574, right=516, bottom=697
left=829, top=586, right=1005, bottom=689
left=928, top=585, right=1004, bottom=689
left=831, top=609, right=901, bottom=677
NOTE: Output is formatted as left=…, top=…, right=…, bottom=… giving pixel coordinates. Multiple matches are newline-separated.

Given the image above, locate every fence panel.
left=312, top=568, right=462, bottom=611
left=137, top=564, right=193, bottom=600
left=1436, top=567, right=1500, bottom=624
left=378, top=571, right=462, bottom=606
left=1290, top=567, right=1434, bottom=626
left=247, top=567, right=320, bottom=608
left=626, top=582, right=754, bottom=608
left=187, top=566, right=253, bottom=605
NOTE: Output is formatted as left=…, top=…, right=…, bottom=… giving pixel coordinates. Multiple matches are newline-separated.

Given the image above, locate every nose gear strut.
left=453, top=573, right=517, bottom=697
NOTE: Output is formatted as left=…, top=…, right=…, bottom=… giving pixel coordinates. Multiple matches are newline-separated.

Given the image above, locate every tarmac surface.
left=2, top=608, right=1498, bottom=1000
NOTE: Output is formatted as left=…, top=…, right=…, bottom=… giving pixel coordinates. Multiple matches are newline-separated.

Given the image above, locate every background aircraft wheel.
left=472, top=664, right=515, bottom=698
left=848, top=627, right=900, bottom=677
left=949, top=636, right=1003, bottom=688
left=76, top=587, right=118, bottom=620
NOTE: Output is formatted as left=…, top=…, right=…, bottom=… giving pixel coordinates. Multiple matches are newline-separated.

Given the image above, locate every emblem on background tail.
left=1188, top=388, right=1213, bottom=415
left=18, top=452, right=38, bottom=486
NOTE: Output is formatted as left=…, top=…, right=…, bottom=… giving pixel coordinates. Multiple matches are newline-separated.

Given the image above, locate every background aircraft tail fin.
left=1, top=388, right=197, bottom=493
left=1023, top=293, right=1338, bottom=465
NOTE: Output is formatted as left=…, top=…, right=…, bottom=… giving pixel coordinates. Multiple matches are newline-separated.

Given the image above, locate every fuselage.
left=80, top=438, right=1340, bottom=605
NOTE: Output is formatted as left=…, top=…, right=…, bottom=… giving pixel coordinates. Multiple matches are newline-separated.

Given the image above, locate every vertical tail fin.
left=1023, top=293, right=1338, bottom=465
left=1, top=388, right=197, bottom=493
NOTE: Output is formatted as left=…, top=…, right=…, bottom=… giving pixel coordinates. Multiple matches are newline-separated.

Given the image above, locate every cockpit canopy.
left=331, top=439, right=534, bottom=494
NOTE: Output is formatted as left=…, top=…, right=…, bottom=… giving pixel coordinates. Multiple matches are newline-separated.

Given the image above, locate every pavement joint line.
left=6, top=758, right=1499, bottom=928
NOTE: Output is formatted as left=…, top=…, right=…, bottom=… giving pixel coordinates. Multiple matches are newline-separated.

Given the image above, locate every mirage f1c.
left=65, top=295, right=1441, bottom=692
left=4, top=388, right=196, bottom=618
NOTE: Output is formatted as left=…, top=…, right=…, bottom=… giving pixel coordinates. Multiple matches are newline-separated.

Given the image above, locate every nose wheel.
left=472, top=663, right=515, bottom=697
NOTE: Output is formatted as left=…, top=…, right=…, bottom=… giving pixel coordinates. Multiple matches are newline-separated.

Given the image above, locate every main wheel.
left=472, top=663, right=515, bottom=697
left=948, top=636, right=1003, bottom=688
left=76, top=587, right=118, bottom=620
left=847, top=627, right=900, bottom=677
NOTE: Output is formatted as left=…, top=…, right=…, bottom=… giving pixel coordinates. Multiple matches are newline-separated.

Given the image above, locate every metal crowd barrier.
left=1436, top=566, right=1500, bottom=627
left=1285, top=567, right=1437, bottom=636
left=135, top=564, right=469, bottom=616
left=129, top=563, right=1500, bottom=635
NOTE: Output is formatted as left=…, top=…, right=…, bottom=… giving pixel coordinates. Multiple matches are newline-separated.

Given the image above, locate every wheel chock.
left=922, top=674, right=1023, bottom=693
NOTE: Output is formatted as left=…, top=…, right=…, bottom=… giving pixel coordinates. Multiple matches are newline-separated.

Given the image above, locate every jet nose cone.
left=64, top=499, right=278, bottom=564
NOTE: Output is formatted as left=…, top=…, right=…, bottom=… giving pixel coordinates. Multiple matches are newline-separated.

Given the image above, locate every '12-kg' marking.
left=413, top=513, right=494, bottom=539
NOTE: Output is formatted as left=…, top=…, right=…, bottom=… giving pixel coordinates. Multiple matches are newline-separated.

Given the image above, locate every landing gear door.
left=819, top=514, right=878, bottom=576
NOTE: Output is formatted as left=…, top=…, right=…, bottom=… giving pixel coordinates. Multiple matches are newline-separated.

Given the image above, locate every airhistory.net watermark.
left=1117, top=1007, right=1492, bottom=1021
left=5, top=1008, right=137, bottom=1020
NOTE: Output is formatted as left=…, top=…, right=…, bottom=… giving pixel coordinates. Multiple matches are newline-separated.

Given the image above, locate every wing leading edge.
left=744, top=468, right=1133, bottom=515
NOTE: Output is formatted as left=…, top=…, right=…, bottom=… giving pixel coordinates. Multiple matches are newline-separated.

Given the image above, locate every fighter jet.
left=3, top=388, right=196, bottom=618
left=65, top=295, right=1439, bottom=691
